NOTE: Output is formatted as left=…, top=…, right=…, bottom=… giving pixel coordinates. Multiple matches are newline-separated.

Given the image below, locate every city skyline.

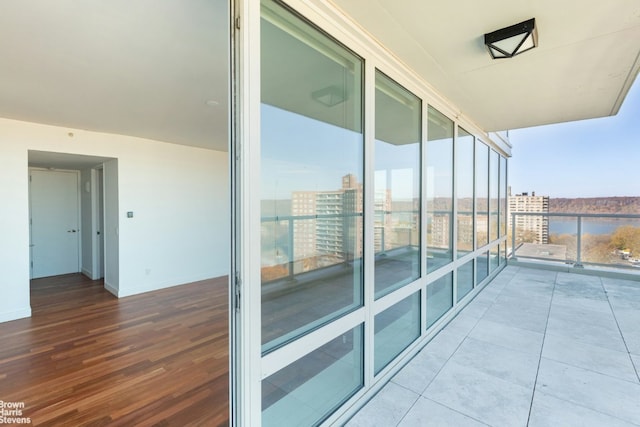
left=509, top=77, right=640, bottom=198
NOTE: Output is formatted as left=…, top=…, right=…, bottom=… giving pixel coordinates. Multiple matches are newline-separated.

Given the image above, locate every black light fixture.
left=484, top=18, right=537, bottom=59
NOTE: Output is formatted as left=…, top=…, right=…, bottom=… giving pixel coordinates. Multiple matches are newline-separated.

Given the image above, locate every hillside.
left=550, top=197, right=640, bottom=214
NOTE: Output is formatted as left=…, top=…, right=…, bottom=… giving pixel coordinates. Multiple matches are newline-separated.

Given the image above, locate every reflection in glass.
left=262, top=326, right=363, bottom=427
left=490, top=245, right=500, bottom=272
left=457, top=128, right=474, bottom=257
left=374, top=71, right=421, bottom=298
left=427, top=273, right=453, bottom=328
left=476, top=142, right=489, bottom=248
left=499, top=156, right=507, bottom=238
left=374, top=292, right=420, bottom=374
left=457, top=260, right=474, bottom=302
left=426, top=106, right=454, bottom=272
left=476, top=251, right=489, bottom=285
left=260, top=0, right=364, bottom=353
left=490, top=150, right=499, bottom=242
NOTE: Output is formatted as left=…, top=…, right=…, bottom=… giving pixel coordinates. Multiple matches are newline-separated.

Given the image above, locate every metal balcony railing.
left=261, top=210, right=419, bottom=282
left=509, top=212, right=640, bottom=271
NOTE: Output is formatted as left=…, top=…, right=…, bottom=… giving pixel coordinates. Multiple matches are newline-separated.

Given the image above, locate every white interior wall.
left=0, top=118, right=229, bottom=322
left=0, top=145, right=30, bottom=322
left=103, top=159, right=120, bottom=294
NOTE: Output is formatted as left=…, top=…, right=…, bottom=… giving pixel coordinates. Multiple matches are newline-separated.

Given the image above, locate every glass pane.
left=374, top=71, right=421, bottom=298
left=475, top=141, right=489, bottom=248
left=427, top=273, right=453, bottom=328
left=531, top=215, right=575, bottom=263
left=261, top=0, right=364, bottom=352
left=581, top=219, right=640, bottom=268
left=374, top=292, right=420, bottom=374
left=457, top=260, right=474, bottom=302
left=427, top=106, right=454, bottom=272
left=476, top=252, right=489, bottom=285
left=262, top=326, right=364, bottom=427
left=499, top=156, right=507, bottom=237
left=457, top=127, right=474, bottom=257
left=490, top=150, right=499, bottom=242
left=490, top=245, right=500, bottom=272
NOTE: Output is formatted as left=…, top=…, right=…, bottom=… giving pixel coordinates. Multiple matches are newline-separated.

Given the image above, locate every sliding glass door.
left=260, top=1, right=364, bottom=425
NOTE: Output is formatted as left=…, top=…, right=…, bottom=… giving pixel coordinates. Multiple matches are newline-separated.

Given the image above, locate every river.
left=549, top=218, right=640, bottom=235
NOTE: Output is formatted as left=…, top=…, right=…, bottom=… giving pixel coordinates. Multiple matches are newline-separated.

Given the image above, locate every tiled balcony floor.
left=347, top=266, right=640, bottom=426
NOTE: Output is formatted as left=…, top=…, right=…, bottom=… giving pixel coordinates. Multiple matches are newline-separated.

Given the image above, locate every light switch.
left=127, top=211, right=134, bottom=218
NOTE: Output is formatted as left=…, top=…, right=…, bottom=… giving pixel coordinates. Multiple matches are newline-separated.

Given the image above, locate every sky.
left=262, top=76, right=640, bottom=201
left=508, top=77, right=640, bottom=198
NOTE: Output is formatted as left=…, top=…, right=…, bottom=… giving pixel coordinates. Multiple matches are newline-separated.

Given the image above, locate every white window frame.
left=232, top=0, right=511, bottom=425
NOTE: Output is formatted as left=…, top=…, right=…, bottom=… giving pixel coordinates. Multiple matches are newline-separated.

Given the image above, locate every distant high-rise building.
left=508, top=191, right=549, bottom=244
left=291, top=174, right=363, bottom=273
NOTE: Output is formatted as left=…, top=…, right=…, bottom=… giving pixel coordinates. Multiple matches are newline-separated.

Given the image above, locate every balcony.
left=347, top=265, right=640, bottom=426
left=508, top=212, right=640, bottom=276
left=261, top=209, right=640, bottom=425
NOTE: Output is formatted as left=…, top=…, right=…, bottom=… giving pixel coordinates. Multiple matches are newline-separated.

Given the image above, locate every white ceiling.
left=0, top=0, right=229, bottom=151
left=331, top=0, right=640, bottom=131
left=1, top=0, right=638, bottom=151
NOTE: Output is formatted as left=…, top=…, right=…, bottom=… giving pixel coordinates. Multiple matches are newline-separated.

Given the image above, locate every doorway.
left=28, top=151, right=117, bottom=285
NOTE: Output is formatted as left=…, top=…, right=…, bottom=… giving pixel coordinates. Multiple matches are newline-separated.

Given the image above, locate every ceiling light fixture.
left=484, top=18, right=537, bottom=59
left=311, top=85, right=346, bottom=107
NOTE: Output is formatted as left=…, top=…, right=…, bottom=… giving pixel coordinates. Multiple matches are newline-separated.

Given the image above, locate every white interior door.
left=30, top=169, right=80, bottom=279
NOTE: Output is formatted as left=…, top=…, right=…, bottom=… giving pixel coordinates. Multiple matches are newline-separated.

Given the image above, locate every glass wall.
left=374, top=292, right=420, bottom=374
left=499, top=156, right=507, bottom=238
left=476, top=251, right=489, bottom=285
left=426, top=106, right=454, bottom=272
left=426, top=273, right=453, bottom=328
left=491, top=245, right=500, bottom=271
left=457, top=128, right=474, bottom=257
left=374, top=71, right=421, bottom=298
left=490, top=150, right=499, bottom=242
left=476, top=141, right=489, bottom=248
left=260, top=0, right=364, bottom=352
left=457, top=260, right=474, bottom=302
left=251, top=1, right=510, bottom=423
left=262, top=326, right=364, bottom=426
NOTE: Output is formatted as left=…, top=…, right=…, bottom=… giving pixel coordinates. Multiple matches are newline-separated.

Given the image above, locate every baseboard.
left=0, top=307, right=32, bottom=324
left=116, top=280, right=188, bottom=298
left=104, top=282, right=119, bottom=297
left=116, top=272, right=225, bottom=298
left=81, top=268, right=93, bottom=278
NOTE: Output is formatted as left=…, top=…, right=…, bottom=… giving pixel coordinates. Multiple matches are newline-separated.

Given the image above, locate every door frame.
left=28, top=167, right=82, bottom=279
left=91, top=166, right=105, bottom=280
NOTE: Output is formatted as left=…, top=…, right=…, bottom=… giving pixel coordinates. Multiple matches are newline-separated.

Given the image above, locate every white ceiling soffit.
left=0, top=0, right=228, bottom=151
left=330, top=0, right=640, bottom=131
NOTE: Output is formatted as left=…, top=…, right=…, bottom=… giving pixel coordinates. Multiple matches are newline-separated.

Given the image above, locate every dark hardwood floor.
left=0, top=274, right=229, bottom=426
